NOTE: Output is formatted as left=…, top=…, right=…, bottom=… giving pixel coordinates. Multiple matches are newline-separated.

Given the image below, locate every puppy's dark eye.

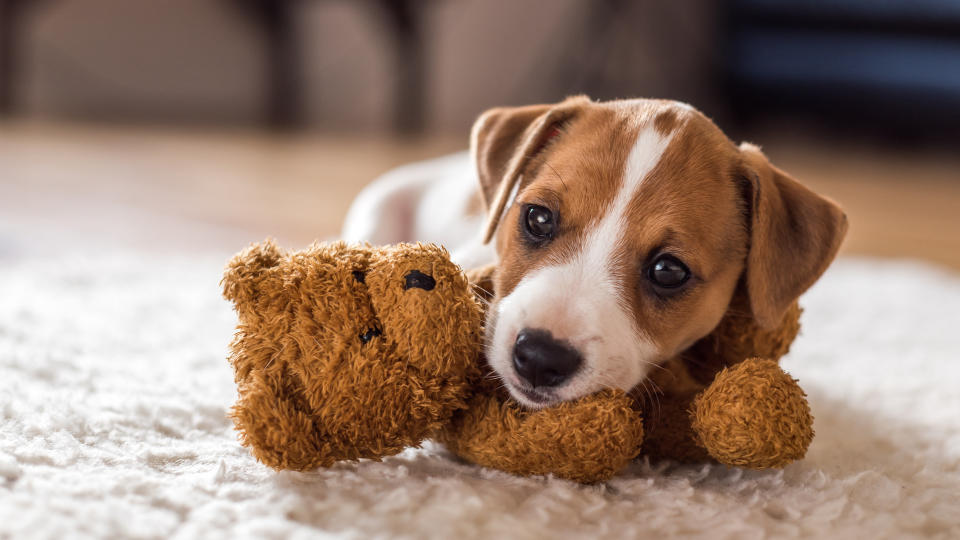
left=404, top=270, right=435, bottom=291
left=524, top=205, right=555, bottom=240
left=647, top=254, right=690, bottom=289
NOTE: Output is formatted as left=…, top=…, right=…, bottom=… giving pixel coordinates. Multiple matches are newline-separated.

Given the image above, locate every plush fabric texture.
left=640, top=299, right=806, bottom=467
left=1, top=253, right=959, bottom=538
left=222, top=241, right=813, bottom=483
left=224, top=241, right=485, bottom=470
left=692, top=358, right=814, bottom=468
left=223, top=242, right=646, bottom=482
left=438, top=387, right=645, bottom=483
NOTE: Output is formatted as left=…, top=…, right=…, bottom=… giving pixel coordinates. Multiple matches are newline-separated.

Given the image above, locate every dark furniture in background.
left=0, top=0, right=430, bottom=132
left=723, top=0, right=960, bottom=138
left=232, top=0, right=429, bottom=131
left=0, top=0, right=31, bottom=118
left=5, top=0, right=960, bottom=139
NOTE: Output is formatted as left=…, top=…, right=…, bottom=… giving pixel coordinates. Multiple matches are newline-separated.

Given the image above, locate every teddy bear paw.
left=691, top=357, right=814, bottom=469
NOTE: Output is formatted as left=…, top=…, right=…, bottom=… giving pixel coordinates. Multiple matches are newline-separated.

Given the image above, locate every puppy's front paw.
left=440, top=389, right=644, bottom=483
left=691, top=357, right=813, bottom=468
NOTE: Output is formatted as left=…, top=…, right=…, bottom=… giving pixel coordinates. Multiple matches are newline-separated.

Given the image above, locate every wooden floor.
left=1, top=121, right=958, bottom=270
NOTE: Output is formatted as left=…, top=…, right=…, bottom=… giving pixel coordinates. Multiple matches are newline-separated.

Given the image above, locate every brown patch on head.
left=470, top=95, right=592, bottom=243
left=653, top=107, right=681, bottom=136
left=613, top=108, right=749, bottom=359
left=493, top=103, right=637, bottom=297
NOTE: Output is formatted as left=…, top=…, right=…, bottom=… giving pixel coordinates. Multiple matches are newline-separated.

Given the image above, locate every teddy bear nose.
left=512, top=329, right=582, bottom=388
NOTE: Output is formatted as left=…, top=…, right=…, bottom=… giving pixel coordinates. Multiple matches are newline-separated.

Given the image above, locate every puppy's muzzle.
left=513, top=328, right=582, bottom=388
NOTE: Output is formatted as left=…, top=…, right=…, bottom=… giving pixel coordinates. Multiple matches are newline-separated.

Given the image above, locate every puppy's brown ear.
left=471, top=96, right=589, bottom=243
left=739, top=143, right=848, bottom=328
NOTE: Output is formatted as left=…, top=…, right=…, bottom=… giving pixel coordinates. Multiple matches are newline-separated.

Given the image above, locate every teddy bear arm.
left=231, top=371, right=339, bottom=471
left=438, top=389, right=644, bottom=483
left=690, top=357, right=814, bottom=468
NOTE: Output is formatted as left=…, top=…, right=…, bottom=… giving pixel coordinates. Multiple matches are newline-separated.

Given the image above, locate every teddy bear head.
left=222, top=240, right=485, bottom=469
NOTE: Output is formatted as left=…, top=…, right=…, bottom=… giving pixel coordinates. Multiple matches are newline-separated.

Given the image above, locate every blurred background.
left=1, top=0, right=958, bottom=268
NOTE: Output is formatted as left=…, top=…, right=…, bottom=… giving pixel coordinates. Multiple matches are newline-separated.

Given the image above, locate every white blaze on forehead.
left=582, top=124, right=676, bottom=287
left=489, top=122, right=678, bottom=405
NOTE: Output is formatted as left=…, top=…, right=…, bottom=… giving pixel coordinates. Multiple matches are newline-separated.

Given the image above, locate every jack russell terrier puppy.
left=342, top=96, right=847, bottom=409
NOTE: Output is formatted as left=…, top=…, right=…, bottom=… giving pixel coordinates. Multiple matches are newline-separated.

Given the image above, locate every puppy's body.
left=342, top=152, right=496, bottom=271
left=343, top=97, right=847, bottom=409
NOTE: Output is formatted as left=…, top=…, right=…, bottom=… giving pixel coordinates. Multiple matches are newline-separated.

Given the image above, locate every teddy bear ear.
left=222, top=239, right=285, bottom=306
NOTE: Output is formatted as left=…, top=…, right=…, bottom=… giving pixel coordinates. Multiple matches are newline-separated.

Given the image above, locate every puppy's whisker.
left=469, top=283, right=494, bottom=305
left=643, top=360, right=670, bottom=374
left=638, top=379, right=663, bottom=422
left=647, top=379, right=664, bottom=418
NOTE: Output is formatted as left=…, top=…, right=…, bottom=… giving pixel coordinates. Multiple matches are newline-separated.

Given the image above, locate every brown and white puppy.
left=342, top=96, right=847, bottom=409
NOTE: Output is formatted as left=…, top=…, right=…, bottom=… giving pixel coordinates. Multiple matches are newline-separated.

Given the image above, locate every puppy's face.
left=473, top=97, right=846, bottom=408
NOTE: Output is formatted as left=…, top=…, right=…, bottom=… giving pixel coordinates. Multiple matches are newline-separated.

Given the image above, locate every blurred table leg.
left=0, top=0, right=53, bottom=117
left=372, top=0, right=427, bottom=134
left=233, top=0, right=302, bottom=130
left=0, top=0, right=22, bottom=116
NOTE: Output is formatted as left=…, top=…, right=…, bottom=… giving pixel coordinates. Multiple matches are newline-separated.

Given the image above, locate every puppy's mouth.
left=508, top=381, right=559, bottom=408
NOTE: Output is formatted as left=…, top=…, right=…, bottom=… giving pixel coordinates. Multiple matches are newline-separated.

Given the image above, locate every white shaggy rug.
left=1, top=251, right=958, bottom=539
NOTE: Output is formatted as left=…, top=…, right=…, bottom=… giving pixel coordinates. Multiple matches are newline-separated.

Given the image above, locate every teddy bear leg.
left=438, top=389, right=644, bottom=483
left=231, top=371, right=331, bottom=471
left=690, top=357, right=814, bottom=469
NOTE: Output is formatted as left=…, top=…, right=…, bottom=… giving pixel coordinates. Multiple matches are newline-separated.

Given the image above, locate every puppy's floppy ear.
left=738, top=143, right=848, bottom=328
left=471, top=96, right=589, bottom=243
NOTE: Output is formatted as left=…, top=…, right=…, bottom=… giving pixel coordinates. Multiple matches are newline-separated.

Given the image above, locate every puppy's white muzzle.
left=487, top=262, right=658, bottom=408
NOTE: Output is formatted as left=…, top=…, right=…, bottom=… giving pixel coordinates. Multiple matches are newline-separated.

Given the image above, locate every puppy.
left=342, top=96, right=847, bottom=409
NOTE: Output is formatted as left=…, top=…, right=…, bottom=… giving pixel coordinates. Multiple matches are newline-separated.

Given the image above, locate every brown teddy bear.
left=222, top=240, right=812, bottom=483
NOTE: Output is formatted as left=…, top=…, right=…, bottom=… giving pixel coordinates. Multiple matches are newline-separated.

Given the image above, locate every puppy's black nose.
left=513, top=328, right=582, bottom=388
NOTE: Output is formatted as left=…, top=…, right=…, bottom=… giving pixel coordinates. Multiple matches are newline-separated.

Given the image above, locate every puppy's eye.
left=524, top=205, right=555, bottom=240
left=647, top=254, right=690, bottom=289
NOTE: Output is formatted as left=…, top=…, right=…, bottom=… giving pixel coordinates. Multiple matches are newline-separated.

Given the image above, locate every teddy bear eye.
left=404, top=270, right=435, bottom=291
left=359, top=326, right=382, bottom=344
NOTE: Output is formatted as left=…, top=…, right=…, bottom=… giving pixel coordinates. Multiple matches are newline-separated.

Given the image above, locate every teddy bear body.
left=224, top=242, right=484, bottom=469
left=223, top=241, right=813, bottom=482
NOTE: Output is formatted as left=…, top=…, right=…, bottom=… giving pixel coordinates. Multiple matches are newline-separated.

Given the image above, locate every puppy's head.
left=474, top=96, right=847, bottom=408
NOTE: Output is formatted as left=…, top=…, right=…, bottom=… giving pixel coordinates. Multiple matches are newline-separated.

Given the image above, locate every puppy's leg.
left=640, top=392, right=713, bottom=464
